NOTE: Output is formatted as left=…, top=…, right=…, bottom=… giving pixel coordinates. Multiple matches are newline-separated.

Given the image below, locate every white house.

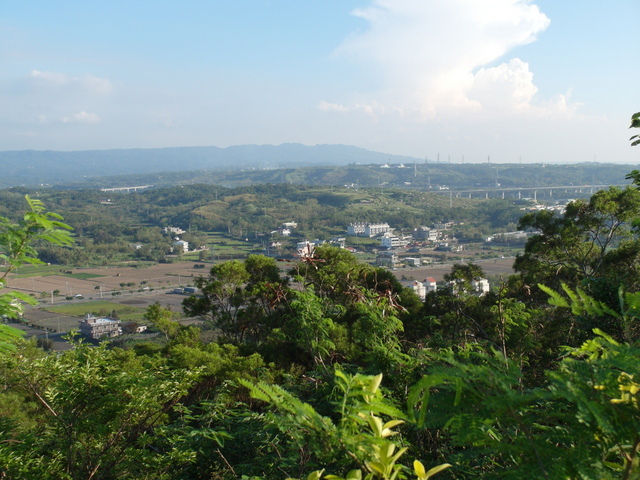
left=347, top=222, right=391, bottom=237
left=412, top=281, right=426, bottom=300
left=365, top=223, right=391, bottom=237
left=347, top=223, right=366, bottom=236
left=414, top=227, right=440, bottom=242
left=172, top=240, right=189, bottom=253
left=471, top=278, right=491, bottom=296
left=412, top=277, right=437, bottom=300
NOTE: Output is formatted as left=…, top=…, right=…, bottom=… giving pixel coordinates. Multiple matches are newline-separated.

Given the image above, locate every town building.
left=172, top=239, right=189, bottom=253
left=164, top=226, right=186, bottom=235
left=404, top=257, right=421, bottom=267
left=79, top=314, right=122, bottom=340
left=347, top=222, right=391, bottom=237
left=433, top=221, right=455, bottom=230
left=413, top=227, right=440, bottom=242
left=365, top=223, right=391, bottom=237
left=380, top=232, right=409, bottom=250
left=411, top=277, right=437, bottom=300
left=347, top=223, right=366, bottom=236
left=376, top=251, right=399, bottom=268
left=471, top=279, right=491, bottom=296
left=296, top=240, right=317, bottom=258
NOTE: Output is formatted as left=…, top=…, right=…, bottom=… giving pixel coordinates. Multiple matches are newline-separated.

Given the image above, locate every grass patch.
left=8, top=264, right=69, bottom=278
left=65, top=273, right=105, bottom=280
left=43, top=301, right=146, bottom=320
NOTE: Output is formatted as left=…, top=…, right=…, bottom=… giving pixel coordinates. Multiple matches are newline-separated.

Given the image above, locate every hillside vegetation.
left=2, top=164, right=640, bottom=479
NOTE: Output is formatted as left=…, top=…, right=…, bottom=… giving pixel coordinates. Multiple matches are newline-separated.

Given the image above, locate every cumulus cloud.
left=61, top=111, right=101, bottom=124
left=326, top=0, right=554, bottom=117
left=468, top=58, right=538, bottom=111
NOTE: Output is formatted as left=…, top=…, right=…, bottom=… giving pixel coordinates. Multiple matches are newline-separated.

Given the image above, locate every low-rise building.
left=296, top=240, right=317, bottom=258
left=376, top=251, right=399, bottom=268
left=433, top=221, right=454, bottom=230
left=404, top=257, right=421, bottom=267
left=471, top=278, right=491, bottom=296
left=380, top=233, right=408, bottom=249
left=413, top=227, right=440, bottom=242
left=365, top=223, right=391, bottom=237
left=411, top=281, right=426, bottom=300
left=164, top=226, right=186, bottom=235
left=347, top=222, right=366, bottom=236
left=347, top=222, right=391, bottom=237
left=79, top=314, right=121, bottom=340
left=411, top=277, right=437, bottom=300
left=330, top=237, right=346, bottom=248
left=172, top=239, right=189, bottom=253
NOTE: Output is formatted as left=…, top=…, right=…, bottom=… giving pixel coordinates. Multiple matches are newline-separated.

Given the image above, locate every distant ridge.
left=0, top=143, right=419, bottom=188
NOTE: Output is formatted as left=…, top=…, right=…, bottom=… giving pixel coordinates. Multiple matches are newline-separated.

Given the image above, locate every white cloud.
left=29, top=70, right=113, bottom=94
left=61, top=111, right=101, bottom=124
left=317, top=100, right=380, bottom=117
left=331, top=0, right=553, bottom=116
left=468, top=58, right=537, bottom=111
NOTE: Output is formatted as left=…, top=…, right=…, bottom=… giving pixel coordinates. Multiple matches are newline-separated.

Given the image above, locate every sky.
left=1, top=0, right=639, bottom=164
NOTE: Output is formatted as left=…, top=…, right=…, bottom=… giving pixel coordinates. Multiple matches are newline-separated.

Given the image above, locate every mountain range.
left=0, top=143, right=417, bottom=188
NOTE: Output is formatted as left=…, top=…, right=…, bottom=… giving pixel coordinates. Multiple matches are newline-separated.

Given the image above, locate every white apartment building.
left=347, top=222, right=391, bottom=237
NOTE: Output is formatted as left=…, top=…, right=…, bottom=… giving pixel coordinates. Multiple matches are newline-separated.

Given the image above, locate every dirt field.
left=6, top=262, right=208, bottom=299
left=393, top=256, right=517, bottom=284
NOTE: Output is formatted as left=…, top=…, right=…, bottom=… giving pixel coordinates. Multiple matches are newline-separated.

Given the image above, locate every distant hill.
left=0, top=144, right=417, bottom=188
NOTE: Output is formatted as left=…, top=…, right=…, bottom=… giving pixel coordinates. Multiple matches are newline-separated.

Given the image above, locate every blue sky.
left=1, top=0, right=639, bottom=164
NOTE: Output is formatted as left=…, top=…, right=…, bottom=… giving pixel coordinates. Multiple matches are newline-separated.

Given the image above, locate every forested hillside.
left=53, top=162, right=636, bottom=191
left=2, top=162, right=640, bottom=478
left=0, top=184, right=525, bottom=266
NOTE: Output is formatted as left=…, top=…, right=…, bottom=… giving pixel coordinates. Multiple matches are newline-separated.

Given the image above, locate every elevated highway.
left=434, top=184, right=627, bottom=201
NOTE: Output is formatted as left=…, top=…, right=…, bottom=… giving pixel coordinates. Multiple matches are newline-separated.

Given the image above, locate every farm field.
left=8, top=254, right=516, bottom=346
left=6, top=261, right=209, bottom=300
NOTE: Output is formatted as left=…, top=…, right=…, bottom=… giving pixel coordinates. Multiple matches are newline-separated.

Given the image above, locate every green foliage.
left=405, top=328, right=640, bottom=479
left=244, top=371, right=449, bottom=480
left=184, top=255, right=289, bottom=345
left=630, top=112, right=640, bottom=147
left=184, top=259, right=251, bottom=342
left=0, top=340, right=203, bottom=479
left=0, top=195, right=73, bottom=351
left=144, top=302, right=180, bottom=341
left=540, top=282, right=640, bottom=342
left=547, top=332, right=640, bottom=479
left=443, top=263, right=485, bottom=294
left=515, top=186, right=640, bottom=299
left=280, top=289, right=343, bottom=367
